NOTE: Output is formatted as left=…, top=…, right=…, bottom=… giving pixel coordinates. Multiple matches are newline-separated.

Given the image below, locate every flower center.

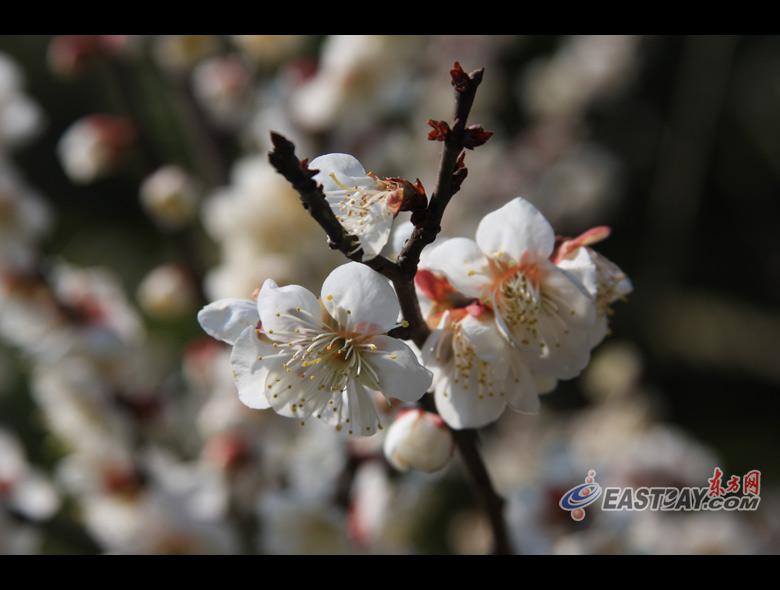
left=328, top=173, right=402, bottom=227
left=263, top=306, right=381, bottom=397
left=487, top=256, right=542, bottom=331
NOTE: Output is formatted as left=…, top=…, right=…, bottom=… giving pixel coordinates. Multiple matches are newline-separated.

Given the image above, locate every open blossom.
left=198, top=262, right=432, bottom=435
left=422, top=305, right=548, bottom=429
left=426, top=197, right=597, bottom=380
left=311, top=153, right=417, bottom=260
left=552, top=226, right=633, bottom=347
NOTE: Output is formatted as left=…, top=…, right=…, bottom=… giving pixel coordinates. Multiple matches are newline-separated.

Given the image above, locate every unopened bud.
left=383, top=408, right=454, bottom=473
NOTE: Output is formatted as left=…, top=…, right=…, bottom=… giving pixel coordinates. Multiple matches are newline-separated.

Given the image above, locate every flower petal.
left=459, top=313, right=505, bottom=363
left=320, top=262, right=399, bottom=335
left=424, top=237, right=488, bottom=298
left=361, top=335, right=432, bottom=403
left=340, top=380, right=384, bottom=436
left=257, top=278, right=321, bottom=340
left=475, top=197, right=555, bottom=261
left=433, top=370, right=507, bottom=430
left=230, top=327, right=275, bottom=409
left=502, top=361, right=541, bottom=414
left=311, top=153, right=371, bottom=192
left=198, top=298, right=259, bottom=345
left=342, top=200, right=396, bottom=260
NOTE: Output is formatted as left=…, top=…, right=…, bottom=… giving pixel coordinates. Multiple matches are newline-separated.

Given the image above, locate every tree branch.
left=268, top=62, right=513, bottom=555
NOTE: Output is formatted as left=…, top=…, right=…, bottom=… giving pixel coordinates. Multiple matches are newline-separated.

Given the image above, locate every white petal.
left=342, top=200, right=396, bottom=260
left=341, top=380, right=384, bottom=436
left=424, top=237, right=488, bottom=298
left=321, top=262, right=399, bottom=335
left=557, top=246, right=599, bottom=297
left=229, top=327, right=275, bottom=409
left=502, top=361, right=541, bottom=414
left=433, top=371, right=507, bottom=430
left=264, top=358, right=331, bottom=420
left=198, top=298, right=259, bottom=345
left=257, top=279, right=321, bottom=339
left=311, top=153, right=371, bottom=192
left=475, top=197, right=555, bottom=261
left=361, top=335, right=432, bottom=402
left=459, top=313, right=505, bottom=363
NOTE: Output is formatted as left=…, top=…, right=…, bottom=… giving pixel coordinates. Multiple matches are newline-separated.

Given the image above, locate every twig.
left=268, top=62, right=513, bottom=555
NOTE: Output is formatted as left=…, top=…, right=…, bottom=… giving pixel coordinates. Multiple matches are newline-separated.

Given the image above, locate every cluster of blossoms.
left=421, top=197, right=632, bottom=429
left=8, top=36, right=716, bottom=555
left=198, top=151, right=632, bottom=470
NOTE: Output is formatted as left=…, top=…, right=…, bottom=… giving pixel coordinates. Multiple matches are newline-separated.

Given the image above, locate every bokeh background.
left=0, top=35, right=778, bottom=554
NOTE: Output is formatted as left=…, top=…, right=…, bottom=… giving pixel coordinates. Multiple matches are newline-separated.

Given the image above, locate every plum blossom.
left=422, top=305, right=548, bottom=429
left=425, top=197, right=598, bottom=380
left=311, top=153, right=416, bottom=260
left=198, top=262, right=432, bottom=435
left=552, top=226, right=633, bottom=346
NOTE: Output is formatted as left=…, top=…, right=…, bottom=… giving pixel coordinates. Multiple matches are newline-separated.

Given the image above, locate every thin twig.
left=268, top=62, right=513, bottom=555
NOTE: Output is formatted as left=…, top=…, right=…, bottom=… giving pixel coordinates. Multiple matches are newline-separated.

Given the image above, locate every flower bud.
left=383, top=408, right=454, bottom=473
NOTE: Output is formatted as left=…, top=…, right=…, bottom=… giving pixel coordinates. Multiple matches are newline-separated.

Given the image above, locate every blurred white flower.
left=136, top=263, right=199, bottom=320
left=0, top=51, right=45, bottom=151
left=521, top=35, right=641, bottom=119
left=230, top=35, right=309, bottom=68
left=201, top=155, right=341, bottom=298
left=288, top=35, right=424, bottom=133
left=0, top=426, right=60, bottom=521
left=191, top=54, right=254, bottom=130
left=152, top=35, right=219, bottom=74
left=56, top=114, right=134, bottom=184
left=139, top=164, right=200, bottom=231
left=258, top=490, right=352, bottom=555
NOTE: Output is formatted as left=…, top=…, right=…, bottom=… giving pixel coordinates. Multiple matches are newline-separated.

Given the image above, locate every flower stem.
left=268, top=62, right=514, bottom=555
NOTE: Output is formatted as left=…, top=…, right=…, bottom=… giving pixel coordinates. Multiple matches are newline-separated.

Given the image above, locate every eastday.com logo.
left=559, top=468, right=761, bottom=521
left=559, top=470, right=602, bottom=521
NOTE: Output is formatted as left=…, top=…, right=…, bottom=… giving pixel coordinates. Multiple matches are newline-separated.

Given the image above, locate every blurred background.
left=0, top=35, right=778, bottom=554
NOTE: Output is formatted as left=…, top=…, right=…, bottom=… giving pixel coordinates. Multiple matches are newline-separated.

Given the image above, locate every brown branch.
left=268, top=62, right=513, bottom=555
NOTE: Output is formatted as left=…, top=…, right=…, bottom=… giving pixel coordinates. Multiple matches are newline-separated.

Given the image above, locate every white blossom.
left=426, top=197, right=597, bottom=380
left=422, top=306, right=544, bottom=429
left=311, top=153, right=410, bottom=260
left=198, top=262, right=432, bottom=435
